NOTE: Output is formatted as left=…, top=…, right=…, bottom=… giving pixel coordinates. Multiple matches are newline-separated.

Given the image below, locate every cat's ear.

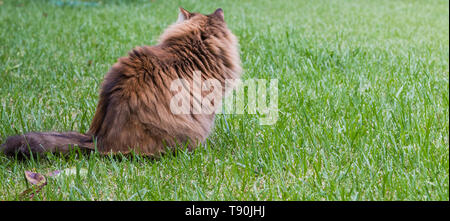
left=177, top=7, right=192, bottom=23
left=213, top=8, right=224, bottom=21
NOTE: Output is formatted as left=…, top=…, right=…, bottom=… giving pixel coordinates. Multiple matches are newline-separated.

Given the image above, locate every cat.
left=1, top=7, right=242, bottom=157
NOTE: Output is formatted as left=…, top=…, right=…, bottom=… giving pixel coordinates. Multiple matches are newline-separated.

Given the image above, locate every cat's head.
left=159, top=7, right=241, bottom=77
left=176, top=7, right=225, bottom=26
left=159, top=7, right=237, bottom=48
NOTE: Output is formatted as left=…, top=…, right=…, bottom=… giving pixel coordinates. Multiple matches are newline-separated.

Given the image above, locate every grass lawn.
left=0, top=0, right=448, bottom=200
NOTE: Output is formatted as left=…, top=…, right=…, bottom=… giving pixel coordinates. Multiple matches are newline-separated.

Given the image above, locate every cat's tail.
left=1, top=132, right=95, bottom=157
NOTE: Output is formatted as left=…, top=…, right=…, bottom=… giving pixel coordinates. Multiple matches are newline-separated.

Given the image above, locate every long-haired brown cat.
left=1, top=8, right=242, bottom=157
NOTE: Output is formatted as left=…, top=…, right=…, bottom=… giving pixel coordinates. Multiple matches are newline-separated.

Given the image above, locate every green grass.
left=0, top=0, right=448, bottom=200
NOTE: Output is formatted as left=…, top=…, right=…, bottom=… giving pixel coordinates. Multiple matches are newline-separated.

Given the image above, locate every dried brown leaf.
left=24, top=171, right=46, bottom=185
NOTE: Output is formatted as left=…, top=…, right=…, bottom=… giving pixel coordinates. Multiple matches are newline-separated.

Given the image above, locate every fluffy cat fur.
left=1, top=8, right=242, bottom=157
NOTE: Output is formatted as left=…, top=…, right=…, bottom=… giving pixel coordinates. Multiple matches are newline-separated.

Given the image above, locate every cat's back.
left=113, top=45, right=168, bottom=77
left=99, top=45, right=178, bottom=100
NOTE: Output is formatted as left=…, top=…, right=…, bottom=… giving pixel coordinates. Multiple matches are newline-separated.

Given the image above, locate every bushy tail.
left=1, top=132, right=94, bottom=157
